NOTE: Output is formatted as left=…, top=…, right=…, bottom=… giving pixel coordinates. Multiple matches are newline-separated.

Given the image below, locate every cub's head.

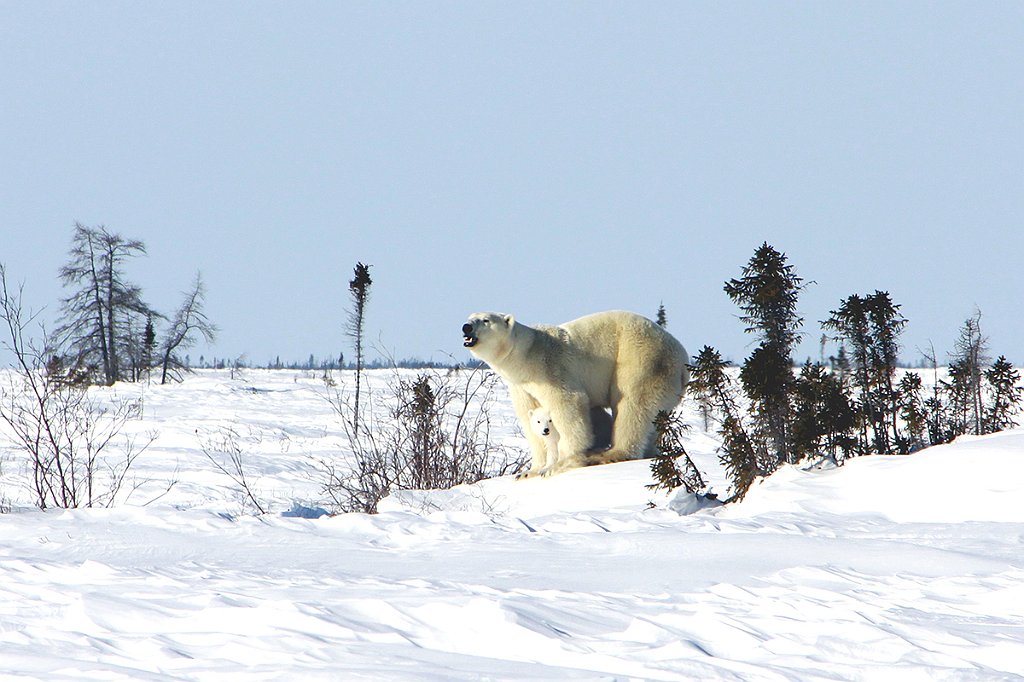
left=462, top=312, right=515, bottom=362
left=528, top=406, right=555, bottom=438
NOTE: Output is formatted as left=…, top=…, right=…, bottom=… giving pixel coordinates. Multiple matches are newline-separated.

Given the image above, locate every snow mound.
left=721, top=429, right=1024, bottom=523
left=383, top=428, right=1024, bottom=526
left=379, top=458, right=722, bottom=520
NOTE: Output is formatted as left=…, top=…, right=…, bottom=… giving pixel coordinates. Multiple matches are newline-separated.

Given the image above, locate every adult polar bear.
left=462, top=310, right=689, bottom=477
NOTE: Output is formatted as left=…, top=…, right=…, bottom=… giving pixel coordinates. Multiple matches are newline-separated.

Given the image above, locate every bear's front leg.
left=510, top=386, right=547, bottom=479
left=542, top=393, right=592, bottom=476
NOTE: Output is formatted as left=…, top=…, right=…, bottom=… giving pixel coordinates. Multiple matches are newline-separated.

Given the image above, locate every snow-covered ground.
left=1, top=369, right=1022, bottom=680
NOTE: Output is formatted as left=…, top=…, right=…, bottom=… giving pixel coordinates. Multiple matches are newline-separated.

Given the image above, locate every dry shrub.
left=318, top=365, right=525, bottom=513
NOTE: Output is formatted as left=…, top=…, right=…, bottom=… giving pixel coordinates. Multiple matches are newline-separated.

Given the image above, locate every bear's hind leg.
left=591, top=398, right=658, bottom=465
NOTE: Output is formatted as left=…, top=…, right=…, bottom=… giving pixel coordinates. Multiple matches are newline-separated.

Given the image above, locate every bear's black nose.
left=462, top=323, right=474, bottom=336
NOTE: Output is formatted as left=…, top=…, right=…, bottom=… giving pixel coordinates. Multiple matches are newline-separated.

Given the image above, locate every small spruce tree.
left=407, top=374, right=445, bottom=489
left=790, top=361, right=856, bottom=464
left=141, top=315, right=157, bottom=383
left=688, top=345, right=762, bottom=501
left=656, top=303, right=667, bottom=328
left=984, top=356, right=1022, bottom=433
left=942, top=358, right=973, bottom=439
left=724, top=242, right=805, bottom=466
left=823, top=291, right=906, bottom=454
left=347, top=262, right=373, bottom=437
left=896, top=372, right=928, bottom=453
left=647, top=410, right=705, bottom=494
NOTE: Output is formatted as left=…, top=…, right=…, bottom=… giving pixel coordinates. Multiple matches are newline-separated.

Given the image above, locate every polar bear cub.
left=528, top=406, right=559, bottom=473
left=527, top=405, right=613, bottom=477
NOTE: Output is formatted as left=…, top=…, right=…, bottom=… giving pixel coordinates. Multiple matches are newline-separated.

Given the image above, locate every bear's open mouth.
left=463, top=335, right=478, bottom=348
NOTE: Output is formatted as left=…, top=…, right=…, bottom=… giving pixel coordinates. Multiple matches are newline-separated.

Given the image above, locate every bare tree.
left=159, top=273, right=217, bottom=384
left=1, top=265, right=151, bottom=509
left=950, top=311, right=988, bottom=435
left=54, top=223, right=154, bottom=385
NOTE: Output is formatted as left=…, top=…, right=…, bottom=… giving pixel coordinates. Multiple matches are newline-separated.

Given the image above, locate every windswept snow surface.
left=1, top=370, right=1023, bottom=680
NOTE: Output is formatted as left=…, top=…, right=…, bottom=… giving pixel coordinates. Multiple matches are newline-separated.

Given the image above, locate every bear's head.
left=528, top=406, right=555, bottom=439
left=462, top=312, right=515, bottom=362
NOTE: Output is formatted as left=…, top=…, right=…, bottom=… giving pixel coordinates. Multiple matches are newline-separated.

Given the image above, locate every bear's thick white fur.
left=463, top=310, right=688, bottom=477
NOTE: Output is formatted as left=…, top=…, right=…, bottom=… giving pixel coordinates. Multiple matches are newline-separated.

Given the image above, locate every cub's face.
left=462, top=312, right=514, bottom=361
left=528, top=407, right=555, bottom=438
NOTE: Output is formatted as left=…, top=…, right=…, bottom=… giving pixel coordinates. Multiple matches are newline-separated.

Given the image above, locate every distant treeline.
left=187, top=354, right=943, bottom=374
left=189, top=355, right=477, bottom=372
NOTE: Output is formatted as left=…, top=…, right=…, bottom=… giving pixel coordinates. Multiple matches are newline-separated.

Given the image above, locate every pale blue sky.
left=2, top=2, right=1022, bottom=367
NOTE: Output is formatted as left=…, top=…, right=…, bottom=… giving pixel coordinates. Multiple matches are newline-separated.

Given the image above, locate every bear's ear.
left=504, top=314, right=514, bottom=327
